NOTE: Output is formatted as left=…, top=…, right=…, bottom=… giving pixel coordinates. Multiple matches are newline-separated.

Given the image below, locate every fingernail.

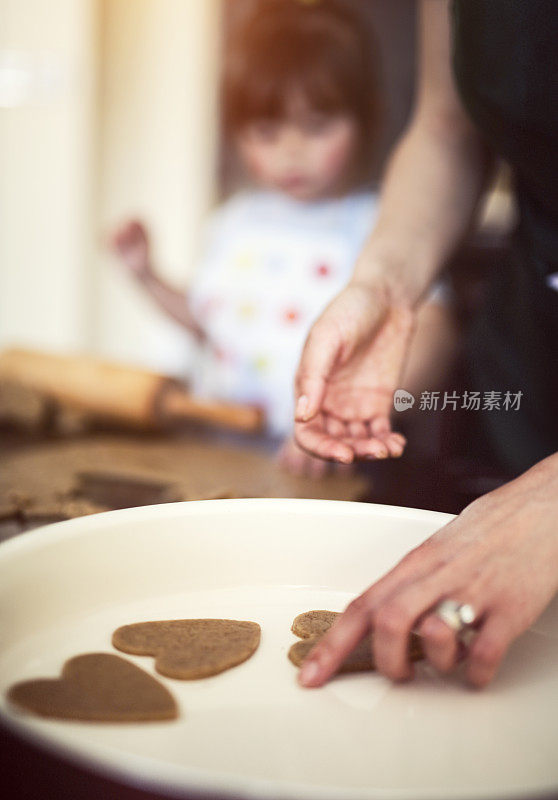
left=295, top=395, right=309, bottom=421
left=299, top=660, right=320, bottom=686
left=367, top=450, right=387, bottom=460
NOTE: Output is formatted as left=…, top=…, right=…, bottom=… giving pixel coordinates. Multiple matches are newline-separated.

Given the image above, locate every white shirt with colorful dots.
left=187, top=189, right=444, bottom=437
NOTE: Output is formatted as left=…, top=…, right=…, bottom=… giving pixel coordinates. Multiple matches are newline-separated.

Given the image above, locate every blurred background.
left=0, top=0, right=427, bottom=372
left=0, top=0, right=516, bottom=518
left=1, top=0, right=220, bottom=372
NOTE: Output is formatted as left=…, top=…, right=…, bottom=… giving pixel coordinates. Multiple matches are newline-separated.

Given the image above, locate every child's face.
left=237, top=97, right=359, bottom=201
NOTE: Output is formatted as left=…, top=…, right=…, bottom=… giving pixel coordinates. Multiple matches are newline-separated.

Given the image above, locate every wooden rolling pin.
left=0, top=348, right=264, bottom=433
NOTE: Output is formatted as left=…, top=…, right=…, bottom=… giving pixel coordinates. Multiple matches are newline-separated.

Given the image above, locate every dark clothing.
left=451, top=0, right=558, bottom=474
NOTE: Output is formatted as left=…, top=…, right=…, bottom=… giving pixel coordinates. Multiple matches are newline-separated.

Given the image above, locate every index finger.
left=294, top=417, right=355, bottom=464
left=297, top=526, right=454, bottom=687
left=298, top=597, right=372, bottom=687
left=294, top=325, right=341, bottom=422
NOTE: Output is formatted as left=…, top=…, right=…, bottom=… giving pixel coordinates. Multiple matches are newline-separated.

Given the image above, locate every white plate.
left=0, top=499, right=557, bottom=800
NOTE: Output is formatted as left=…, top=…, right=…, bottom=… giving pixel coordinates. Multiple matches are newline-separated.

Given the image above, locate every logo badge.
left=393, top=389, right=415, bottom=412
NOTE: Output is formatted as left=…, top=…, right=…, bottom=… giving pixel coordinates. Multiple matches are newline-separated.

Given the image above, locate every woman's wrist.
left=351, top=231, right=444, bottom=308
left=462, top=451, right=558, bottom=551
left=521, top=451, right=558, bottom=511
left=500, top=450, right=558, bottom=503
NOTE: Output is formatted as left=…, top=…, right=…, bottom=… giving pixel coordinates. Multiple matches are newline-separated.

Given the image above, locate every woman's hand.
left=277, top=435, right=353, bottom=479
left=298, top=454, right=558, bottom=688
left=110, top=219, right=152, bottom=280
left=294, top=282, right=414, bottom=464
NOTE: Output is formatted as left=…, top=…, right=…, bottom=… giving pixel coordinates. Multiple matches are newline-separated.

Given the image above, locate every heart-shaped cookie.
left=7, top=652, right=178, bottom=721
left=112, top=619, right=261, bottom=679
left=289, top=610, right=424, bottom=673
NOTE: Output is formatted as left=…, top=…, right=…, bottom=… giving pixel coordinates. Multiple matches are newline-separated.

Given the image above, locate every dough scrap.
left=289, top=610, right=424, bottom=673
left=113, top=619, right=261, bottom=679
left=6, top=652, right=177, bottom=722
left=0, top=435, right=368, bottom=523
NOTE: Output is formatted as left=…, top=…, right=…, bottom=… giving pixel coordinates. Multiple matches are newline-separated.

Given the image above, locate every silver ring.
left=434, top=599, right=476, bottom=634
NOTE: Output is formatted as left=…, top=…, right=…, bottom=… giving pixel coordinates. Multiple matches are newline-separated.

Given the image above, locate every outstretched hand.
left=294, top=283, right=415, bottom=464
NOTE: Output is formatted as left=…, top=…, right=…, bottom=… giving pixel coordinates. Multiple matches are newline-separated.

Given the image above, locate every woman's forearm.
left=354, top=118, right=490, bottom=305
left=353, top=0, right=492, bottom=306
left=487, top=449, right=558, bottom=515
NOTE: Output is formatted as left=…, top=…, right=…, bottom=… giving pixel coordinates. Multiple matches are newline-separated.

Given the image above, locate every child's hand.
left=277, top=436, right=352, bottom=479
left=110, top=220, right=152, bottom=280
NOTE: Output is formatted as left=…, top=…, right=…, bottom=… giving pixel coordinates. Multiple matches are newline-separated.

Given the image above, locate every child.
left=111, top=0, right=454, bottom=475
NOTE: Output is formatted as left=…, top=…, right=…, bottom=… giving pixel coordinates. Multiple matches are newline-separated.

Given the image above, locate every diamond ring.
left=434, top=599, right=476, bottom=634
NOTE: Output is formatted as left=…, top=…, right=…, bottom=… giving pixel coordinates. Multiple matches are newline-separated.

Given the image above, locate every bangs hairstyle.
left=222, top=0, right=381, bottom=155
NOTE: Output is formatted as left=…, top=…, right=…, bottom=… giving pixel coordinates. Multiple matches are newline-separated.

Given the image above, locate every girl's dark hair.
left=222, top=0, right=381, bottom=171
